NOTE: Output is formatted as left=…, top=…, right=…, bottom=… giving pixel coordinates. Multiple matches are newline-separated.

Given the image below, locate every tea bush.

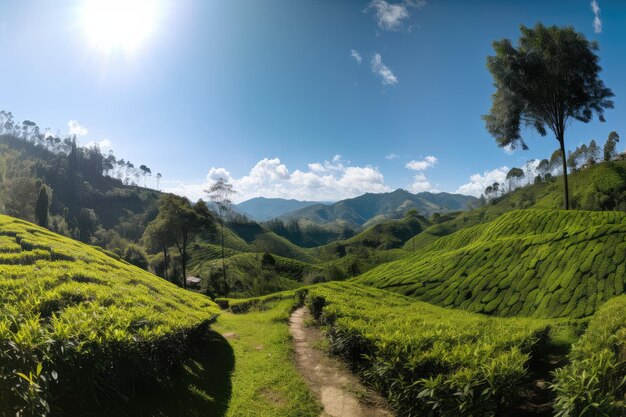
left=357, top=209, right=626, bottom=318
left=306, top=282, right=558, bottom=416
left=0, top=214, right=219, bottom=416
left=552, top=295, right=626, bottom=416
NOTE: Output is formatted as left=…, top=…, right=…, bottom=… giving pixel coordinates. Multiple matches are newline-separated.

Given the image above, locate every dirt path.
left=289, top=307, right=394, bottom=417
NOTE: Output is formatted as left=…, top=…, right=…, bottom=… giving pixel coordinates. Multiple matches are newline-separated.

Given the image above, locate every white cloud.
left=308, top=154, right=345, bottom=174
left=456, top=167, right=509, bottom=197
left=67, top=120, right=88, bottom=136
left=591, top=0, right=602, bottom=33
left=409, top=172, right=432, bottom=192
left=207, top=167, right=233, bottom=182
left=406, top=155, right=437, bottom=170
left=85, top=138, right=113, bottom=152
left=165, top=155, right=391, bottom=203
left=371, top=53, right=398, bottom=86
left=350, top=49, right=362, bottom=64
left=385, top=153, right=400, bottom=160
left=405, top=155, right=437, bottom=192
left=368, top=0, right=425, bottom=31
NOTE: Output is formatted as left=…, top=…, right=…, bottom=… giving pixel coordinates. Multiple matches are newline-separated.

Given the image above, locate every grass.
left=132, top=297, right=321, bottom=417
left=0, top=214, right=219, bottom=415
left=356, top=209, right=626, bottom=318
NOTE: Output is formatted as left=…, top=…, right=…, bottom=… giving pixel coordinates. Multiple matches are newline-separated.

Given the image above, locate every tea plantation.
left=304, top=282, right=574, bottom=416
left=0, top=214, right=220, bottom=415
left=356, top=209, right=626, bottom=318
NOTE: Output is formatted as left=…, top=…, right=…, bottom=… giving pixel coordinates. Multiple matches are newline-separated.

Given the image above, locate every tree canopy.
left=483, top=23, right=614, bottom=209
left=604, top=131, right=620, bottom=162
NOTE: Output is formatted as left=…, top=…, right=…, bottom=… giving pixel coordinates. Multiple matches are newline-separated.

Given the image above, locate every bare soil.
left=289, top=307, right=394, bottom=417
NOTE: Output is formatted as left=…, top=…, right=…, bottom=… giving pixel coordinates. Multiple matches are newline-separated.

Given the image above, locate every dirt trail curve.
left=289, top=307, right=394, bottom=417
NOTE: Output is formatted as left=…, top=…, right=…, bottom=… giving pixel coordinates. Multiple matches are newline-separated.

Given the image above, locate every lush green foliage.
left=552, top=295, right=626, bottom=416
left=358, top=209, right=626, bottom=318
left=0, top=214, right=219, bottom=415
left=305, top=282, right=563, bottom=416
left=192, top=252, right=320, bottom=298
left=483, top=23, right=614, bottom=209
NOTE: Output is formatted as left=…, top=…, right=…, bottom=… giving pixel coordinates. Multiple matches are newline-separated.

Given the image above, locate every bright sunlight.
left=80, top=0, right=160, bottom=54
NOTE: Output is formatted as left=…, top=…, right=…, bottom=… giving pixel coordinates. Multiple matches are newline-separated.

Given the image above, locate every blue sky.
left=1, top=0, right=625, bottom=202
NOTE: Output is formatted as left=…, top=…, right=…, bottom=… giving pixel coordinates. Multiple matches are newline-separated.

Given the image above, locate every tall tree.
left=151, top=194, right=215, bottom=289
left=156, top=172, right=162, bottom=190
left=205, top=178, right=235, bottom=295
left=506, top=167, right=525, bottom=191
left=587, top=140, right=600, bottom=164
left=483, top=23, right=614, bottom=209
left=549, top=149, right=563, bottom=174
left=35, top=184, right=49, bottom=228
left=139, top=164, right=151, bottom=187
left=603, top=131, right=620, bottom=161
left=142, top=216, right=174, bottom=281
left=536, top=159, right=551, bottom=180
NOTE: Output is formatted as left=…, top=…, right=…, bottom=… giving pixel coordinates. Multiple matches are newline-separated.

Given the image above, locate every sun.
left=81, top=0, right=159, bottom=54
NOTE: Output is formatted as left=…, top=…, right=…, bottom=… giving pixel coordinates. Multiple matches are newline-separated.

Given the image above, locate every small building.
left=186, top=276, right=201, bottom=289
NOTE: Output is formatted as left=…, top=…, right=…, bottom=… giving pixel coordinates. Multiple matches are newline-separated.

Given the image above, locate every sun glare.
left=81, top=0, right=159, bottom=54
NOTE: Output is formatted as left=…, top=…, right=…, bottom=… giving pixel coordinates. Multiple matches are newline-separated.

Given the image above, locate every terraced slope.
left=356, top=209, right=626, bottom=318
left=0, top=214, right=219, bottom=415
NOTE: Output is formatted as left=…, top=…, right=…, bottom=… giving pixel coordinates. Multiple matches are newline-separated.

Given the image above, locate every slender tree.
left=147, top=194, right=215, bottom=289
left=35, top=184, right=49, bottom=228
left=205, top=178, right=235, bottom=295
left=483, top=23, right=614, bottom=209
left=505, top=167, right=525, bottom=191
left=156, top=172, right=162, bottom=190
left=587, top=140, right=600, bottom=164
left=139, top=164, right=151, bottom=187
left=142, top=217, right=174, bottom=281
left=603, top=131, right=620, bottom=161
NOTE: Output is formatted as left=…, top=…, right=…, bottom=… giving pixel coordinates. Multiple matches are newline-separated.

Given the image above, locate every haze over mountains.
left=276, top=189, right=476, bottom=228
left=234, top=197, right=323, bottom=221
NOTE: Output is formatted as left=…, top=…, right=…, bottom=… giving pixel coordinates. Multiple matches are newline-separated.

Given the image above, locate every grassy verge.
left=133, top=297, right=321, bottom=417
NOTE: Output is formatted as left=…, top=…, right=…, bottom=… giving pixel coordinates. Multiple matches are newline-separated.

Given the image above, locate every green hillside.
left=495, top=160, right=626, bottom=212
left=311, top=209, right=431, bottom=260
left=0, top=214, right=219, bottom=415
left=190, top=252, right=322, bottom=297
left=225, top=219, right=318, bottom=263
left=356, top=209, right=626, bottom=318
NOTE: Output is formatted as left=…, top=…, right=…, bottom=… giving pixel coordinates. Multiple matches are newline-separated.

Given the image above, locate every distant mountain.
left=234, top=197, right=323, bottom=221
left=279, top=189, right=476, bottom=228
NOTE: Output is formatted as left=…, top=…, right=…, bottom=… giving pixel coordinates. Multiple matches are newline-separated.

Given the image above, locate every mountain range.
left=276, top=189, right=477, bottom=228
left=234, top=197, right=322, bottom=221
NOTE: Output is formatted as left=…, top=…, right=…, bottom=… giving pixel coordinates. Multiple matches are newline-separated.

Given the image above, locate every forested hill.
left=279, top=188, right=476, bottom=229
left=0, top=120, right=164, bottom=273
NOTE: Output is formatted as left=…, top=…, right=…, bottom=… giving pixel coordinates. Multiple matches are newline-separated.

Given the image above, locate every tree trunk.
left=161, top=241, right=168, bottom=281
left=220, top=220, right=227, bottom=295
left=559, top=137, right=570, bottom=210
left=181, top=247, right=187, bottom=290
left=177, top=241, right=187, bottom=290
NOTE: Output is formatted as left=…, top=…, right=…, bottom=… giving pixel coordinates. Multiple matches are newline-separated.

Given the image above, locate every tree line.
left=483, top=131, right=620, bottom=203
